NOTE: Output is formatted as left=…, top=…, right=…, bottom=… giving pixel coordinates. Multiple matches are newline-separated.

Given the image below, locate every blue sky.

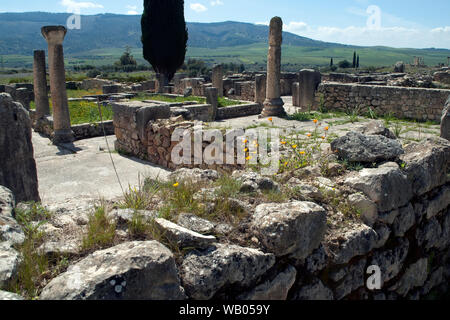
left=1, top=0, right=450, bottom=49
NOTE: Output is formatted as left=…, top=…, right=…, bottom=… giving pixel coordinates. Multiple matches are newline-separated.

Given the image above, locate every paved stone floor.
left=33, top=133, right=170, bottom=207
left=33, top=96, right=440, bottom=207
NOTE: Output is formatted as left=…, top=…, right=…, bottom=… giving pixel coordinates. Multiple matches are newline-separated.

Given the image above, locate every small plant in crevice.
left=81, top=204, right=116, bottom=252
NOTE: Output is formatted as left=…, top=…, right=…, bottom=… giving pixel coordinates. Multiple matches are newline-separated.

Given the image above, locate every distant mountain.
left=0, top=12, right=346, bottom=55
left=1, top=12, right=449, bottom=69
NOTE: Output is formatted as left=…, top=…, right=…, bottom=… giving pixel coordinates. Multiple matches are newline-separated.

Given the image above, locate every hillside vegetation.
left=0, top=12, right=449, bottom=69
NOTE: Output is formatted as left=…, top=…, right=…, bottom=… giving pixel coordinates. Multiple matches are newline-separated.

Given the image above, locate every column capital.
left=41, top=26, right=67, bottom=45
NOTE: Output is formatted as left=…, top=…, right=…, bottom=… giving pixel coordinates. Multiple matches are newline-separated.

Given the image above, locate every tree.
left=356, top=55, right=360, bottom=69
left=141, top=0, right=188, bottom=83
left=353, top=51, right=357, bottom=68
left=117, top=46, right=137, bottom=66
left=330, top=58, right=334, bottom=67
left=338, top=60, right=352, bottom=69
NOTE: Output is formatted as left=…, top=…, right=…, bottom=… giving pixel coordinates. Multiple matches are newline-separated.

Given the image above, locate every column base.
left=261, top=98, right=286, bottom=117
left=52, top=129, right=75, bottom=144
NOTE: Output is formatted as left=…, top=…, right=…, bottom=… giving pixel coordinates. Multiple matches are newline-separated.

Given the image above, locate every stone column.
left=155, top=73, right=168, bottom=93
left=441, top=96, right=450, bottom=141
left=33, top=50, right=50, bottom=118
left=206, top=87, right=218, bottom=121
left=212, top=64, right=223, bottom=97
left=298, top=69, right=322, bottom=110
left=292, top=82, right=300, bottom=107
left=41, top=26, right=74, bottom=144
left=254, top=74, right=266, bottom=105
left=261, top=17, right=285, bottom=118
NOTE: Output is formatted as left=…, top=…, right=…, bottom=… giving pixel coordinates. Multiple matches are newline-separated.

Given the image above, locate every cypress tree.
left=141, top=0, right=188, bottom=82
left=353, top=51, right=357, bottom=68
left=357, top=55, right=360, bottom=69
left=330, top=58, right=333, bottom=67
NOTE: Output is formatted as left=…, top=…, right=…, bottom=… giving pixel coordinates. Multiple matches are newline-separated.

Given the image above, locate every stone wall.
left=228, top=81, right=255, bottom=102
left=114, top=117, right=244, bottom=172
left=30, top=112, right=114, bottom=141
left=217, top=103, right=262, bottom=120
left=315, top=82, right=450, bottom=122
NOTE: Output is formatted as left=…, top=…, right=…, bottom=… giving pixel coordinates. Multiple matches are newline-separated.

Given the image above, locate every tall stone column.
left=261, top=17, right=285, bottom=118
left=298, top=69, right=322, bottom=110
left=33, top=50, right=50, bottom=118
left=254, top=74, right=266, bottom=105
left=212, top=64, right=223, bottom=97
left=292, top=82, right=300, bottom=107
left=206, top=87, right=218, bottom=121
left=41, top=26, right=74, bottom=144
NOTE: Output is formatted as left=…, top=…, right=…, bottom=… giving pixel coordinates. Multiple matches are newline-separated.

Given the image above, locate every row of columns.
left=34, top=26, right=74, bottom=144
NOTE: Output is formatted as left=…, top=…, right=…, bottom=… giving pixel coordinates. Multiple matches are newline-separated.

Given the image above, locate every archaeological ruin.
left=0, top=15, right=449, bottom=304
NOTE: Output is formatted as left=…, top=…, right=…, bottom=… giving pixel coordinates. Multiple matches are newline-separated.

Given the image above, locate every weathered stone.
left=288, top=179, right=323, bottom=202
left=180, top=243, right=275, bottom=300
left=293, top=278, right=334, bottom=300
left=425, top=185, right=450, bottom=219
left=0, top=290, right=24, bottom=300
left=0, top=186, right=15, bottom=218
left=369, top=238, right=409, bottom=286
left=238, top=265, right=297, bottom=300
left=0, top=242, right=20, bottom=288
left=421, top=267, right=444, bottom=296
left=232, top=171, right=279, bottom=193
left=177, top=213, right=215, bottom=235
left=169, top=168, right=221, bottom=184
left=392, top=204, right=415, bottom=237
left=212, top=65, right=223, bottom=97
left=304, top=244, right=329, bottom=273
left=416, top=217, right=442, bottom=250
left=41, top=26, right=74, bottom=144
left=154, top=218, right=216, bottom=249
left=399, top=138, right=450, bottom=196
left=254, top=74, right=266, bottom=105
left=348, top=193, right=378, bottom=226
left=356, top=120, right=396, bottom=139
left=205, top=87, right=218, bottom=120
left=33, top=50, right=50, bottom=118
left=298, top=69, right=322, bottom=109
left=333, top=258, right=366, bottom=300
left=0, top=215, right=25, bottom=246
left=0, top=94, right=40, bottom=202
left=183, top=87, right=193, bottom=97
left=389, top=258, right=428, bottom=297
left=261, top=17, right=286, bottom=117
left=329, top=224, right=386, bottom=264
left=107, top=208, right=156, bottom=225
left=38, top=240, right=81, bottom=256
left=441, top=96, right=450, bottom=140
left=250, top=201, right=327, bottom=259
left=345, top=166, right=412, bottom=213
left=331, top=132, right=404, bottom=163
left=394, top=61, right=405, bottom=73
left=40, top=241, right=187, bottom=300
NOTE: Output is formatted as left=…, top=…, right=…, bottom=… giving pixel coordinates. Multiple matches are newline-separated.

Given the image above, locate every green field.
left=2, top=43, right=450, bottom=71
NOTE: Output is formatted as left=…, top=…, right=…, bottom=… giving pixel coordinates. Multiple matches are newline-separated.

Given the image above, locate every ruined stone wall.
left=216, top=103, right=262, bottom=120
left=228, top=81, right=255, bottom=102
left=315, top=82, right=449, bottom=122
left=114, top=117, right=244, bottom=172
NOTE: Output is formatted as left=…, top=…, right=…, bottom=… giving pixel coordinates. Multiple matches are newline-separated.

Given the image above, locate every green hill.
left=0, top=12, right=449, bottom=69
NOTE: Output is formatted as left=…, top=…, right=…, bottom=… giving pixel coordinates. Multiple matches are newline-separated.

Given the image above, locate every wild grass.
left=81, top=204, right=116, bottom=252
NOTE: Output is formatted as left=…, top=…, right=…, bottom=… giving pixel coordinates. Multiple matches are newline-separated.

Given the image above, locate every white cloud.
left=210, top=0, right=224, bottom=6
left=60, top=0, right=103, bottom=12
left=126, top=5, right=138, bottom=15
left=190, top=3, right=208, bottom=13
left=271, top=20, right=450, bottom=49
